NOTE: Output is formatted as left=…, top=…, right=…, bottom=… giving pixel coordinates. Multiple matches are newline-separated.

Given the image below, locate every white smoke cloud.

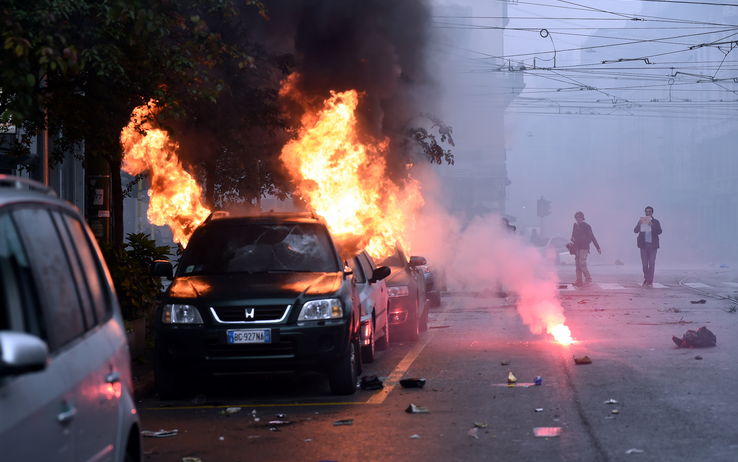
left=407, top=174, right=569, bottom=339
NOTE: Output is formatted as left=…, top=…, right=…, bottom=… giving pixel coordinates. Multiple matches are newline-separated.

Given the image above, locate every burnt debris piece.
left=672, top=326, right=716, bottom=348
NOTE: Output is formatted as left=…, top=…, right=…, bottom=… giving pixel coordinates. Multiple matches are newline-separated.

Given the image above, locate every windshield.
left=178, top=222, right=339, bottom=276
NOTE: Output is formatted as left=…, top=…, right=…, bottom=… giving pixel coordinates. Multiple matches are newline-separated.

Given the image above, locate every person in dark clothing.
left=634, top=206, right=662, bottom=287
left=570, top=211, right=601, bottom=287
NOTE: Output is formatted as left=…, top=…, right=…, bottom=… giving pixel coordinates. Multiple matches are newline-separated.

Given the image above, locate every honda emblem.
left=244, top=308, right=256, bottom=319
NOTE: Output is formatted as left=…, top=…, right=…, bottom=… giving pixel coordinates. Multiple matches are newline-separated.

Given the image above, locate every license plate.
left=227, top=329, right=271, bottom=344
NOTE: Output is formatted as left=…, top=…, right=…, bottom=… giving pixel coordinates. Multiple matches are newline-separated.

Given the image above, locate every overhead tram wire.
left=641, top=0, right=738, bottom=6
left=433, top=14, right=738, bottom=28
left=477, top=27, right=738, bottom=60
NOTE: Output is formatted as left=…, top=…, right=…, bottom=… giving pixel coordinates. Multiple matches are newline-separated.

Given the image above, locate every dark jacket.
left=634, top=217, right=662, bottom=249
left=571, top=221, right=600, bottom=251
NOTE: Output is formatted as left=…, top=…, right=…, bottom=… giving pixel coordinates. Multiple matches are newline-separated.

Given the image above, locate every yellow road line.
left=365, top=305, right=449, bottom=405
left=143, top=401, right=366, bottom=411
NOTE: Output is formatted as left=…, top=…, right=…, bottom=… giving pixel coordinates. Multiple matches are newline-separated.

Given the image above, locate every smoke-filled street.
left=136, top=263, right=738, bottom=462
left=4, top=1, right=738, bottom=461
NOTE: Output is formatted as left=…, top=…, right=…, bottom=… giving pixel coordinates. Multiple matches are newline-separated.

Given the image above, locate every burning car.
left=348, top=251, right=391, bottom=363
left=151, top=212, right=364, bottom=396
left=378, top=245, right=428, bottom=341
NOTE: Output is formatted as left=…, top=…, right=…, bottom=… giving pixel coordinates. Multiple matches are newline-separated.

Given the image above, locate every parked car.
left=378, top=245, right=428, bottom=341
left=347, top=251, right=391, bottom=363
left=419, top=264, right=442, bottom=307
left=0, top=175, right=141, bottom=462
left=534, top=236, right=572, bottom=265
left=152, top=212, right=365, bottom=396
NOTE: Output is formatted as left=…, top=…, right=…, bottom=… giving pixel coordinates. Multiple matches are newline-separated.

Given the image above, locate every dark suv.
left=152, top=213, right=362, bottom=396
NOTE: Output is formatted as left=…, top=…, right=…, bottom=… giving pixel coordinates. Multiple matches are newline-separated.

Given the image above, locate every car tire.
left=420, top=303, right=429, bottom=332
left=329, top=339, right=359, bottom=395
left=361, top=319, right=377, bottom=363
left=405, top=303, right=420, bottom=342
left=154, top=363, right=189, bottom=400
left=429, top=290, right=441, bottom=307
left=376, top=313, right=389, bottom=351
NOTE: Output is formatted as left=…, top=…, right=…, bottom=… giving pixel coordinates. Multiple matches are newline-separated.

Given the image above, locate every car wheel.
left=376, top=312, right=389, bottom=351
left=361, top=319, right=377, bottom=363
left=329, top=339, right=359, bottom=395
left=405, top=303, right=420, bottom=342
left=154, top=362, right=189, bottom=400
left=124, top=427, right=141, bottom=462
left=420, top=303, right=429, bottom=332
left=429, top=290, right=441, bottom=307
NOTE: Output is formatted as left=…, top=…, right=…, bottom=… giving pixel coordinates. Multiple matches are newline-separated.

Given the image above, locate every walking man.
left=570, top=211, right=601, bottom=287
left=634, top=206, right=662, bottom=287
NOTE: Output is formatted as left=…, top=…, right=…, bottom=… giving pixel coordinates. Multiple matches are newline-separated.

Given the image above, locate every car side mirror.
left=408, top=256, right=427, bottom=267
left=0, top=331, right=48, bottom=377
left=151, top=260, right=174, bottom=280
left=370, top=266, right=391, bottom=283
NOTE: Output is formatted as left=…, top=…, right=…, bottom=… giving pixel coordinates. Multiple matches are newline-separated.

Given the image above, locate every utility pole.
left=537, top=196, right=551, bottom=237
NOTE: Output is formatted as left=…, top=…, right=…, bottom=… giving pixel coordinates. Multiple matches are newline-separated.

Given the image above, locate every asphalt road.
left=138, top=264, right=738, bottom=462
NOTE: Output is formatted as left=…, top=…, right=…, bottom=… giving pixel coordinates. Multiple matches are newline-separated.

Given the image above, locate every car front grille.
left=205, top=339, right=296, bottom=359
left=210, top=305, right=290, bottom=323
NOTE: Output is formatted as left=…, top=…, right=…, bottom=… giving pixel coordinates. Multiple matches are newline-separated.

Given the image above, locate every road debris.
left=182, top=458, right=201, bottom=462
left=142, top=429, right=178, bottom=438
left=399, top=378, right=426, bottom=388
left=221, top=407, right=242, bottom=416
left=672, top=326, right=717, bottom=348
left=275, top=413, right=287, bottom=419
left=360, top=375, right=384, bottom=390
left=534, top=376, right=543, bottom=386
left=507, top=371, right=517, bottom=384
left=405, top=403, right=430, bottom=414
left=533, top=427, right=562, bottom=438
left=500, top=360, right=511, bottom=366
left=574, top=355, right=592, bottom=365
left=409, top=434, right=421, bottom=439
left=304, top=438, right=313, bottom=443
left=625, top=448, right=645, bottom=455
left=611, top=409, right=620, bottom=415
left=429, top=325, right=451, bottom=329
left=467, top=427, right=480, bottom=439
left=695, top=355, right=703, bottom=360
left=535, top=408, right=544, bottom=412
left=690, top=299, right=707, bottom=304
left=474, top=422, right=488, bottom=428
left=267, top=420, right=293, bottom=427
left=332, top=419, right=354, bottom=426
left=603, top=398, right=619, bottom=405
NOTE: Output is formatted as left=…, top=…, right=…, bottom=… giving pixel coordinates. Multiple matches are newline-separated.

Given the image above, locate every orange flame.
left=279, top=86, right=423, bottom=259
left=120, top=100, right=211, bottom=247
left=548, top=323, right=574, bottom=345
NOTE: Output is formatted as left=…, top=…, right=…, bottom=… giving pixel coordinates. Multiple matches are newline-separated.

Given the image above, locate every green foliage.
left=403, top=114, right=455, bottom=165
left=104, top=233, right=171, bottom=321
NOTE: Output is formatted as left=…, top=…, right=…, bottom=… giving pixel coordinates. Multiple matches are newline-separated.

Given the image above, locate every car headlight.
left=298, top=299, right=343, bottom=321
left=388, top=285, right=409, bottom=298
left=162, top=304, right=204, bottom=324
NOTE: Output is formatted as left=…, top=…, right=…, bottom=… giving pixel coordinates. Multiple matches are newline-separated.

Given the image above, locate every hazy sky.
left=430, top=0, right=738, bottom=264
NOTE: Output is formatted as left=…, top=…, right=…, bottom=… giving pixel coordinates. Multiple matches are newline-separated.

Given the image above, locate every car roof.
left=0, top=175, right=79, bottom=214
